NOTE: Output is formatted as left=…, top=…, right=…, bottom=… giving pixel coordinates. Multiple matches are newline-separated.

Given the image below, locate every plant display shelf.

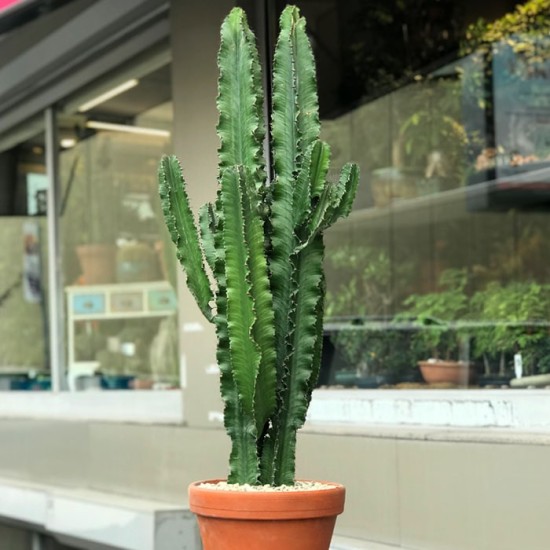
left=65, top=281, right=177, bottom=387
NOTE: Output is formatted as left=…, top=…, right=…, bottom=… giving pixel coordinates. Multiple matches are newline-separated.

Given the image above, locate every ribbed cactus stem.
left=159, top=5, right=359, bottom=486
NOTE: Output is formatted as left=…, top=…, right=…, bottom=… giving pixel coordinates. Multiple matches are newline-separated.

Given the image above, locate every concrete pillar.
left=169, top=0, right=234, bottom=428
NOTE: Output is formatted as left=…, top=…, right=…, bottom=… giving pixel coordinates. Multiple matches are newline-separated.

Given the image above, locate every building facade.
left=0, top=0, right=549, bottom=549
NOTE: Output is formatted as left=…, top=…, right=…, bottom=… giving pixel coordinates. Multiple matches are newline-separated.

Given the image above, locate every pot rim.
left=188, top=479, right=346, bottom=520
left=418, top=360, right=470, bottom=368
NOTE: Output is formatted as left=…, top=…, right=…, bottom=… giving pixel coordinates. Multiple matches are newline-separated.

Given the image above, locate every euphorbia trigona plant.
left=158, top=5, right=359, bottom=486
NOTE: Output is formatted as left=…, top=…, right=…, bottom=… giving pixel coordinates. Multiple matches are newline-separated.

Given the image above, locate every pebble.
left=197, top=481, right=338, bottom=492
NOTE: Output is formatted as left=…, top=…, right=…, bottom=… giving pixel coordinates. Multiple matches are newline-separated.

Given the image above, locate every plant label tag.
left=514, top=353, right=523, bottom=379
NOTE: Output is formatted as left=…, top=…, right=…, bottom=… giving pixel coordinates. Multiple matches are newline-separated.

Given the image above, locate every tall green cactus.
left=158, top=5, right=359, bottom=486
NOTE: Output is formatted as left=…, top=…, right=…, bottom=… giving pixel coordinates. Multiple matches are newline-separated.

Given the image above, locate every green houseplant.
left=471, top=281, right=550, bottom=384
left=61, top=145, right=121, bottom=285
left=324, top=245, right=414, bottom=386
left=158, top=6, right=358, bottom=549
left=399, top=268, right=472, bottom=385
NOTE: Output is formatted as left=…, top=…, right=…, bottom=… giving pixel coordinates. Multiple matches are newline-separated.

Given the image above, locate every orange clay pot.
left=189, top=479, right=346, bottom=550
left=418, top=360, right=471, bottom=385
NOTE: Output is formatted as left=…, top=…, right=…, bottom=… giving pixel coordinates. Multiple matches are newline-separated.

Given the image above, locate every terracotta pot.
left=76, top=244, right=116, bottom=285
left=418, top=360, right=471, bottom=385
left=130, top=378, right=154, bottom=390
left=189, top=479, right=345, bottom=550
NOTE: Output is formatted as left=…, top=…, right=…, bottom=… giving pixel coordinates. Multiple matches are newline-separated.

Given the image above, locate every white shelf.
left=65, top=281, right=177, bottom=389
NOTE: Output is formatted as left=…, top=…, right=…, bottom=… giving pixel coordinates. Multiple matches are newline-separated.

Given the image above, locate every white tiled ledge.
left=303, top=422, right=550, bottom=447
left=306, top=388, right=550, bottom=431
left=0, top=391, right=184, bottom=424
left=0, top=478, right=198, bottom=550
left=2, top=387, right=550, bottom=435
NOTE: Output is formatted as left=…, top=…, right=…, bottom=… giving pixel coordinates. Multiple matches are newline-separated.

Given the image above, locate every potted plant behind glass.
left=66, top=138, right=121, bottom=285
left=471, top=281, right=550, bottom=387
left=158, top=6, right=359, bottom=550
left=398, top=268, right=472, bottom=386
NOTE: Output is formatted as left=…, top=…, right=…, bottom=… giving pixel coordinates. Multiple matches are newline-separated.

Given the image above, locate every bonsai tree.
left=398, top=268, right=469, bottom=362
left=329, top=322, right=414, bottom=385
left=158, top=6, right=358, bottom=486
left=471, top=281, right=550, bottom=377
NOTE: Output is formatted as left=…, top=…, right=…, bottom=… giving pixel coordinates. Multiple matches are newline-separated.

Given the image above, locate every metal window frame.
left=45, top=107, right=65, bottom=392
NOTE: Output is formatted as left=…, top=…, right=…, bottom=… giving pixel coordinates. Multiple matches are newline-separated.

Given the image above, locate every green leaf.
left=259, top=432, right=276, bottom=485
left=309, top=162, right=360, bottom=240
left=292, top=8, right=320, bottom=155
left=217, top=285, right=260, bottom=485
left=270, top=174, right=296, bottom=372
left=198, top=203, right=217, bottom=273
left=329, top=163, right=360, bottom=222
left=217, top=8, right=265, bottom=181
left=273, top=235, right=325, bottom=485
left=293, top=141, right=331, bottom=229
left=221, top=166, right=261, bottom=415
left=309, top=140, right=331, bottom=198
left=271, top=8, right=298, bottom=182
left=225, top=385, right=260, bottom=484
left=214, top=180, right=259, bottom=484
left=307, top=182, right=333, bottom=238
left=216, top=265, right=260, bottom=485
left=261, top=171, right=297, bottom=484
left=271, top=7, right=324, bottom=370
left=158, top=155, right=213, bottom=321
left=268, top=8, right=331, bottom=485
left=308, top=273, right=325, bottom=401
left=272, top=6, right=320, bottom=181
left=293, top=149, right=312, bottom=229
left=240, top=170, right=277, bottom=434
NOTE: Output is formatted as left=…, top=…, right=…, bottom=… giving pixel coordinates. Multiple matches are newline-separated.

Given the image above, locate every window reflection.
left=0, top=130, right=51, bottom=390
left=280, top=1, right=550, bottom=389
left=59, top=62, right=179, bottom=391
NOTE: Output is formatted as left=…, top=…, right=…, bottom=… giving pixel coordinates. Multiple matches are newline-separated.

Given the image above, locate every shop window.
left=0, top=126, right=51, bottom=390
left=58, top=60, right=179, bottom=391
left=272, top=1, right=550, bottom=390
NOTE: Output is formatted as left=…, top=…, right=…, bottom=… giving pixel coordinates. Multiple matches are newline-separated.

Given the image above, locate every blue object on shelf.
left=148, top=289, right=177, bottom=312
left=101, top=375, right=136, bottom=390
left=73, top=293, right=105, bottom=314
left=9, top=377, right=30, bottom=390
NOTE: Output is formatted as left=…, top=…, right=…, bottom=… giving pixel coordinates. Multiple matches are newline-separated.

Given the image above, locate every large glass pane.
left=0, top=126, right=51, bottom=390
left=59, top=61, right=179, bottom=391
left=275, top=0, right=550, bottom=390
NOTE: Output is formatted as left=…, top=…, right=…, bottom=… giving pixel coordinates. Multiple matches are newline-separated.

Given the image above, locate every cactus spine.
left=158, top=6, right=359, bottom=486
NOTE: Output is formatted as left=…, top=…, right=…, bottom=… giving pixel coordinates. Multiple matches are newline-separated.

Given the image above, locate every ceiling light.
left=60, top=138, right=76, bottom=149
left=78, top=79, right=139, bottom=112
left=85, top=121, right=170, bottom=138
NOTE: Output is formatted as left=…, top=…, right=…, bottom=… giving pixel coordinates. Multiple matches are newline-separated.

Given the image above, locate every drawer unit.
left=72, top=294, right=105, bottom=315
left=110, top=291, right=143, bottom=313
left=148, top=289, right=177, bottom=312
left=66, top=282, right=178, bottom=373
